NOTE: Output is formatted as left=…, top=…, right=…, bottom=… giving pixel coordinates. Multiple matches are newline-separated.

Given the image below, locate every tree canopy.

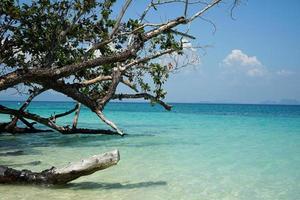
left=0, top=0, right=238, bottom=135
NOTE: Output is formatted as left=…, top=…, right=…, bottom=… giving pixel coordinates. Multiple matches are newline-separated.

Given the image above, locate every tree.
left=0, top=0, right=240, bottom=185
left=0, top=0, right=238, bottom=136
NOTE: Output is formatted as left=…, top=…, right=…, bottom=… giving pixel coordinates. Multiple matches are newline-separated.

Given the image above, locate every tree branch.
left=0, top=49, right=135, bottom=91
left=170, top=29, right=196, bottom=39
left=39, top=80, right=124, bottom=135
left=5, top=87, right=47, bottom=131
left=0, top=0, right=220, bottom=91
left=111, top=0, right=133, bottom=37
left=49, top=103, right=79, bottom=122
left=113, top=93, right=172, bottom=111
left=120, top=78, right=138, bottom=92
left=95, top=109, right=124, bottom=136
left=188, top=0, right=222, bottom=22
left=0, top=105, right=67, bottom=133
left=80, top=75, right=112, bottom=86
left=72, top=103, right=81, bottom=129
left=121, top=48, right=176, bottom=71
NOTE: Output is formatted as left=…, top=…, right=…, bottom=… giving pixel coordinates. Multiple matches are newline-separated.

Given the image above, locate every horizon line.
left=0, top=100, right=299, bottom=106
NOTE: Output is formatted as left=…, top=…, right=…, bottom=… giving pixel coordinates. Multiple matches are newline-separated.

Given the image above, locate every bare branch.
left=199, top=16, right=217, bottom=34
left=0, top=105, right=67, bottom=133
left=230, top=0, right=241, bottom=19
left=111, top=0, right=133, bottom=37
left=72, top=103, right=81, bottom=129
left=184, top=0, right=189, bottom=17
left=80, top=75, right=112, bottom=86
left=49, top=103, right=79, bottom=122
left=144, top=17, right=187, bottom=40
left=121, top=48, right=176, bottom=71
left=120, top=78, right=138, bottom=92
left=95, top=109, right=124, bottom=136
left=99, top=70, right=122, bottom=106
left=170, top=29, right=196, bottom=39
left=5, top=87, right=47, bottom=130
left=0, top=48, right=136, bottom=91
left=188, top=0, right=222, bottom=22
left=113, top=93, right=172, bottom=111
left=140, top=0, right=209, bottom=22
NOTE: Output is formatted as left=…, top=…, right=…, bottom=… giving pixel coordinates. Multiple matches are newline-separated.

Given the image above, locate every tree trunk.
left=0, top=150, right=119, bottom=185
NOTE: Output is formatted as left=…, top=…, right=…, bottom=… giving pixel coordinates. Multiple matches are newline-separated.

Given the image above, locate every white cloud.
left=182, top=38, right=196, bottom=52
left=223, top=49, right=262, bottom=67
left=247, top=68, right=265, bottom=77
left=276, top=69, right=293, bottom=76
left=222, top=49, right=267, bottom=77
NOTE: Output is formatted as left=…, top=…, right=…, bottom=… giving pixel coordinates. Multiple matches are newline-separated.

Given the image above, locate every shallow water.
left=0, top=102, right=300, bottom=200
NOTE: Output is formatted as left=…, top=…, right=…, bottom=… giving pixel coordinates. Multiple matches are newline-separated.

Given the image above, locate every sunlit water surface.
left=0, top=102, right=300, bottom=200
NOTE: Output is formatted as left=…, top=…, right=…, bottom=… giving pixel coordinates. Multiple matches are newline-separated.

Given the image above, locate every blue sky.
left=163, top=0, right=300, bottom=104
left=1, top=0, right=300, bottom=104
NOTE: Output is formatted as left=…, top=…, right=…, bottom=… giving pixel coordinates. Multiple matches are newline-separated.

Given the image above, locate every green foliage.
left=149, top=63, right=168, bottom=99
left=0, top=0, right=184, bottom=103
left=0, top=0, right=118, bottom=69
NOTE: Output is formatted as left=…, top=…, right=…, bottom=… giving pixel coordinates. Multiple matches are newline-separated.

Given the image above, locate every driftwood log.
left=0, top=150, right=120, bottom=185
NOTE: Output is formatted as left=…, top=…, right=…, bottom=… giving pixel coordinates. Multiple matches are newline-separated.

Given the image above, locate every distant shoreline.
left=0, top=100, right=299, bottom=106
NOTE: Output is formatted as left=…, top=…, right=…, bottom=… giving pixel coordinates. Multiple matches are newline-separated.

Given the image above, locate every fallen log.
left=0, top=149, right=120, bottom=185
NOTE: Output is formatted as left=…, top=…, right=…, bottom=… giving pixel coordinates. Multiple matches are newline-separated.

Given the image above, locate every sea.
left=0, top=101, right=299, bottom=200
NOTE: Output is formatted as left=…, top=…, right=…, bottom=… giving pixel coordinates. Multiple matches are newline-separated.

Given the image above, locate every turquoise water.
left=0, top=101, right=300, bottom=200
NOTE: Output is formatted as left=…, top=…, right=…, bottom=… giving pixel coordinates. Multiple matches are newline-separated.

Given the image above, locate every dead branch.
left=0, top=150, right=120, bottom=185
left=113, top=93, right=172, bottom=111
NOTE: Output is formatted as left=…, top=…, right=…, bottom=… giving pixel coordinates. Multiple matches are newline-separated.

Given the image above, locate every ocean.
left=0, top=101, right=299, bottom=200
